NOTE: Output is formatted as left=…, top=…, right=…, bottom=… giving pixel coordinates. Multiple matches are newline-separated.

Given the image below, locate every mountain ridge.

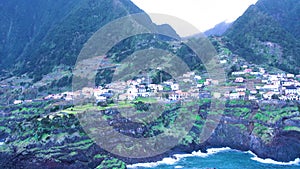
left=0, top=0, right=144, bottom=80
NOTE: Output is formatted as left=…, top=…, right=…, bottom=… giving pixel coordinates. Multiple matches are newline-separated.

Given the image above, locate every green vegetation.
left=253, top=123, right=273, bottom=143
left=95, top=158, right=126, bottom=169
left=134, top=97, right=157, bottom=103
left=62, top=104, right=102, bottom=115
left=225, top=107, right=251, bottom=118
left=1, top=90, right=300, bottom=167
left=94, top=154, right=108, bottom=159
left=0, top=0, right=144, bottom=83
left=225, top=0, right=300, bottom=73
left=232, top=124, right=247, bottom=131
left=284, top=126, right=300, bottom=132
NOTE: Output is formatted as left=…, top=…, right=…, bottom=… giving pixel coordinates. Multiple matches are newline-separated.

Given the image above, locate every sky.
left=131, top=0, right=258, bottom=36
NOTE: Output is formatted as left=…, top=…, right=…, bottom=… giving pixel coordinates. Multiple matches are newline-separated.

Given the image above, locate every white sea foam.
left=0, top=142, right=4, bottom=146
left=128, top=147, right=300, bottom=168
left=127, top=157, right=180, bottom=168
left=190, top=147, right=232, bottom=158
left=248, top=151, right=300, bottom=166
left=127, top=147, right=231, bottom=168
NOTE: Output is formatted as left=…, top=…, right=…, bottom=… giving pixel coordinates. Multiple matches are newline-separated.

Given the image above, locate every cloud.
left=131, top=0, right=258, bottom=33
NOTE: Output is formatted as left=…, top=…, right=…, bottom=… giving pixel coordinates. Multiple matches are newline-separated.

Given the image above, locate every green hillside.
left=225, top=0, right=300, bottom=74
left=0, top=0, right=142, bottom=80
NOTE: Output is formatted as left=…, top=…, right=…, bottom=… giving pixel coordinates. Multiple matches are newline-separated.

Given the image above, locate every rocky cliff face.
left=1, top=100, right=299, bottom=168
left=205, top=117, right=300, bottom=162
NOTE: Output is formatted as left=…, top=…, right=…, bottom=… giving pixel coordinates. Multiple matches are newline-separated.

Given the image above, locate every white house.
left=148, top=84, right=157, bottom=91
left=137, top=86, right=149, bottom=97
left=65, top=95, right=73, bottom=101
left=272, top=80, right=281, bottom=87
left=269, top=75, right=278, bottom=81
left=263, top=92, right=274, bottom=100
left=95, top=96, right=107, bottom=102
left=244, top=69, right=252, bottom=73
left=287, top=74, right=295, bottom=78
left=242, top=65, right=248, bottom=69
left=203, top=80, right=210, bottom=86
left=127, top=86, right=138, bottom=100
left=171, top=83, right=180, bottom=91
left=236, top=86, right=246, bottom=92
left=297, top=86, right=300, bottom=95
left=277, top=73, right=285, bottom=78
left=169, top=90, right=188, bottom=101
left=127, top=80, right=139, bottom=86
left=138, top=85, right=147, bottom=93
left=229, top=93, right=240, bottom=99
left=281, top=95, right=299, bottom=101
left=259, top=68, right=266, bottom=74
left=250, top=72, right=261, bottom=76
left=238, top=92, right=246, bottom=98
left=263, top=85, right=279, bottom=92
left=249, top=95, right=257, bottom=100
left=282, top=80, right=295, bottom=87
left=94, top=89, right=105, bottom=97
left=157, top=85, right=164, bottom=92
left=194, top=75, right=202, bottom=80
left=232, top=71, right=246, bottom=76
left=263, top=74, right=269, bottom=78
left=183, top=72, right=195, bottom=78
left=286, top=95, right=299, bottom=101
left=285, top=86, right=297, bottom=95
left=250, top=90, right=257, bottom=95
left=197, top=84, right=203, bottom=88
left=220, top=60, right=227, bottom=64
left=13, top=100, right=23, bottom=105
left=235, top=77, right=244, bottom=83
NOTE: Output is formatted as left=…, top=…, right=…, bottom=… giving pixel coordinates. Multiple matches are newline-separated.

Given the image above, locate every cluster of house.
left=228, top=66, right=300, bottom=101
left=13, top=63, right=300, bottom=105
left=117, top=72, right=200, bottom=102
left=13, top=71, right=199, bottom=105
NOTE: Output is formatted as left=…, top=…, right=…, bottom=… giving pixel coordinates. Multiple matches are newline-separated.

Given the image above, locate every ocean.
left=127, top=148, right=300, bottom=169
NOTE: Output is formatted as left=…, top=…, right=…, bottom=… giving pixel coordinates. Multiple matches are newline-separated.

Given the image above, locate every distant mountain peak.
left=204, top=21, right=232, bottom=36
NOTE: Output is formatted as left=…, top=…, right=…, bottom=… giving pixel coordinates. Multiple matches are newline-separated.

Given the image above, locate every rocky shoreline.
left=122, top=118, right=300, bottom=165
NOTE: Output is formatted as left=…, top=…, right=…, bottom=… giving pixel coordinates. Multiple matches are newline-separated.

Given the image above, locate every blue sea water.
left=127, top=148, right=300, bottom=169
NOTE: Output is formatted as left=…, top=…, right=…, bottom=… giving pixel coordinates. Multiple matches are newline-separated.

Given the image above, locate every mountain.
left=204, top=21, right=232, bottom=36
left=0, top=0, right=145, bottom=80
left=224, top=0, right=300, bottom=74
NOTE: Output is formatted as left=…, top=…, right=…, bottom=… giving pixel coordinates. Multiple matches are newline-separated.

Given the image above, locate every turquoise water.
left=128, top=148, right=300, bottom=169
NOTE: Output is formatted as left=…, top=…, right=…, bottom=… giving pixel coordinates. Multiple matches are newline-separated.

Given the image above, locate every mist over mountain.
left=224, top=0, right=300, bottom=74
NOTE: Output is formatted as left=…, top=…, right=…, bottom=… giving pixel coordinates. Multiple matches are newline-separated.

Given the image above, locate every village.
left=9, top=48, right=300, bottom=106
left=15, top=63, right=300, bottom=106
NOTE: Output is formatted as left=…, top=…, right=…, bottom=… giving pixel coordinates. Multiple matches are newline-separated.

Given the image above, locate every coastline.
left=127, top=147, right=300, bottom=168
